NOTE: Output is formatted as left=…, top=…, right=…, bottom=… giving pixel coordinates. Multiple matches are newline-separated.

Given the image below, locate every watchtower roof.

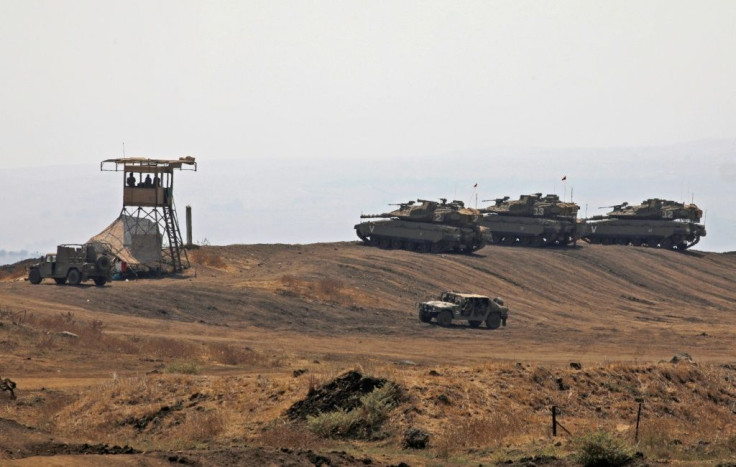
left=101, top=157, right=197, bottom=172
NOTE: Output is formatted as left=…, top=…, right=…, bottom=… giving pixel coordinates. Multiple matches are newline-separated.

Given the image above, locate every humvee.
left=28, top=243, right=113, bottom=286
left=418, top=292, right=508, bottom=329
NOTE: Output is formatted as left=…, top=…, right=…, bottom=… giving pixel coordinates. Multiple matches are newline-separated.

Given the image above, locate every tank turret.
left=482, top=193, right=579, bottom=218
left=605, top=198, right=702, bottom=222
left=361, top=199, right=482, bottom=226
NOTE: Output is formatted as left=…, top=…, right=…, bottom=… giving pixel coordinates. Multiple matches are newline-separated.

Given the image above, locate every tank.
left=581, top=198, right=706, bottom=250
left=480, top=193, right=581, bottom=247
left=355, top=199, right=489, bottom=253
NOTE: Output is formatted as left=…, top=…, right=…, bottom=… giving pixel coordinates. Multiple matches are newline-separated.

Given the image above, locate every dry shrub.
left=165, top=360, right=202, bottom=375
left=169, top=409, right=227, bottom=445
left=53, top=374, right=212, bottom=443
left=279, top=275, right=350, bottom=305
left=128, top=335, right=201, bottom=359
left=190, top=248, right=227, bottom=269
left=206, top=342, right=283, bottom=367
left=0, top=263, right=28, bottom=281
left=256, top=420, right=325, bottom=450
left=314, top=278, right=344, bottom=299
left=434, top=408, right=530, bottom=453
left=637, top=416, right=678, bottom=460
left=5, top=310, right=109, bottom=351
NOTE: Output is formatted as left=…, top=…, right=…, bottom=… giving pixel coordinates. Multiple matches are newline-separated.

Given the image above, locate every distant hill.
left=1, top=137, right=734, bottom=265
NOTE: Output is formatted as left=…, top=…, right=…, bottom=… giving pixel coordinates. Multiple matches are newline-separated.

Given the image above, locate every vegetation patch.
left=164, top=360, right=203, bottom=375
left=190, top=248, right=228, bottom=269
left=573, top=430, right=635, bottom=467
left=287, top=370, right=402, bottom=439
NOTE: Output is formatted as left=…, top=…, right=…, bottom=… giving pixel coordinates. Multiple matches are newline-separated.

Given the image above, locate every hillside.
left=3, top=242, right=735, bottom=362
left=1, top=242, right=735, bottom=465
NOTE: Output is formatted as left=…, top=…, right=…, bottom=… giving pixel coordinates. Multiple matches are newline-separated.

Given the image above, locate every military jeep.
left=28, top=243, right=113, bottom=286
left=418, top=292, right=508, bottom=329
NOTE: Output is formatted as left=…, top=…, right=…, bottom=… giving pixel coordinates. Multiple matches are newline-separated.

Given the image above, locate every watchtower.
left=100, top=157, right=197, bottom=272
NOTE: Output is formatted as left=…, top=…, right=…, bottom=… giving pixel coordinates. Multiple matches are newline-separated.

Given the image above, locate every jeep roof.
left=441, top=292, right=488, bottom=299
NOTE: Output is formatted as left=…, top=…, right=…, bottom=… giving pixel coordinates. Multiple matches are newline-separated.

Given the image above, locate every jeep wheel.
left=485, top=313, right=501, bottom=330
left=67, top=269, right=82, bottom=286
left=418, top=309, right=432, bottom=323
left=93, top=277, right=107, bottom=287
left=54, top=278, right=67, bottom=285
left=468, top=320, right=481, bottom=328
left=437, top=310, right=452, bottom=327
left=29, top=268, right=42, bottom=284
left=96, top=255, right=111, bottom=270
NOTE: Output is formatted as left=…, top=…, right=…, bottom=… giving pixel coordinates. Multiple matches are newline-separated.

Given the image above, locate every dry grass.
left=279, top=274, right=353, bottom=305
left=3, top=353, right=736, bottom=463
left=0, top=263, right=28, bottom=281
left=205, top=341, right=285, bottom=367
left=189, top=248, right=228, bottom=269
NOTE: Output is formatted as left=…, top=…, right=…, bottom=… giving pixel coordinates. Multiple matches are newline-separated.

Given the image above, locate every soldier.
left=126, top=172, right=136, bottom=187
left=144, top=174, right=153, bottom=187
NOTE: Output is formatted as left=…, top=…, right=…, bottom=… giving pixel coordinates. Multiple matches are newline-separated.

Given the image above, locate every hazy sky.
left=2, top=1, right=735, bottom=169
left=2, top=1, right=735, bottom=262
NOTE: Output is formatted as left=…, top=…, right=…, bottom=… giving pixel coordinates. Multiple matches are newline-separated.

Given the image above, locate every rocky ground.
left=1, top=242, right=735, bottom=465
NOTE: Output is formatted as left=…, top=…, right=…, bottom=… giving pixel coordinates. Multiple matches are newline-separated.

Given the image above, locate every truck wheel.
left=468, top=320, right=481, bottom=328
left=29, top=268, right=42, bottom=284
left=96, top=255, right=111, bottom=270
left=437, top=310, right=452, bottom=327
left=67, top=269, right=82, bottom=286
left=54, top=278, right=67, bottom=285
left=93, top=277, right=107, bottom=287
left=418, top=309, right=432, bottom=323
left=485, top=313, right=501, bottom=330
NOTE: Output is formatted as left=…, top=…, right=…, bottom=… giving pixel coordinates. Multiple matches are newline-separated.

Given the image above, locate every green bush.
left=306, top=382, right=399, bottom=439
left=306, top=408, right=354, bottom=437
left=574, top=430, right=634, bottom=467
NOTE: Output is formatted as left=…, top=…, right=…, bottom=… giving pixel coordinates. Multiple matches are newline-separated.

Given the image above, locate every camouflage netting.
left=89, top=214, right=162, bottom=268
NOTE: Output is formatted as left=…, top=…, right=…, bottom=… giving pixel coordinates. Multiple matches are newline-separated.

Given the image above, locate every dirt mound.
left=26, top=442, right=139, bottom=456
left=156, top=447, right=380, bottom=466
left=287, top=370, right=390, bottom=420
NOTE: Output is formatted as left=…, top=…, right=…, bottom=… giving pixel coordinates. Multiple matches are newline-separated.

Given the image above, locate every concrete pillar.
left=186, top=205, right=193, bottom=247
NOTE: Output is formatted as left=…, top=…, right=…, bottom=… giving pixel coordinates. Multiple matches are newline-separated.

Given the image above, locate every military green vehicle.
left=355, top=199, right=489, bottom=253
left=418, top=292, right=509, bottom=329
left=581, top=198, right=706, bottom=250
left=28, top=243, right=113, bottom=286
left=480, top=193, right=581, bottom=247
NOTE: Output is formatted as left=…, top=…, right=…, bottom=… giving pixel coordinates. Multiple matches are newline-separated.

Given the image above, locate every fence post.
left=635, top=402, right=642, bottom=442
left=552, top=405, right=557, bottom=437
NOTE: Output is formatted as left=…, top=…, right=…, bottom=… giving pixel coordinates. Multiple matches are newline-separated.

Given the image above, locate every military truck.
left=28, top=243, right=113, bottom=286
left=418, top=292, right=508, bottom=329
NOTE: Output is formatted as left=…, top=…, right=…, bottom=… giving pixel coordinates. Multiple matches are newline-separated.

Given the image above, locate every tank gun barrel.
left=598, top=202, right=628, bottom=210
left=360, top=213, right=393, bottom=219
left=481, top=196, right=510, bottom=204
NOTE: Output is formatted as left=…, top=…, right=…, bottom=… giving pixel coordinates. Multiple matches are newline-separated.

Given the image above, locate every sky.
left=1, top=1, right=736, bottom=261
